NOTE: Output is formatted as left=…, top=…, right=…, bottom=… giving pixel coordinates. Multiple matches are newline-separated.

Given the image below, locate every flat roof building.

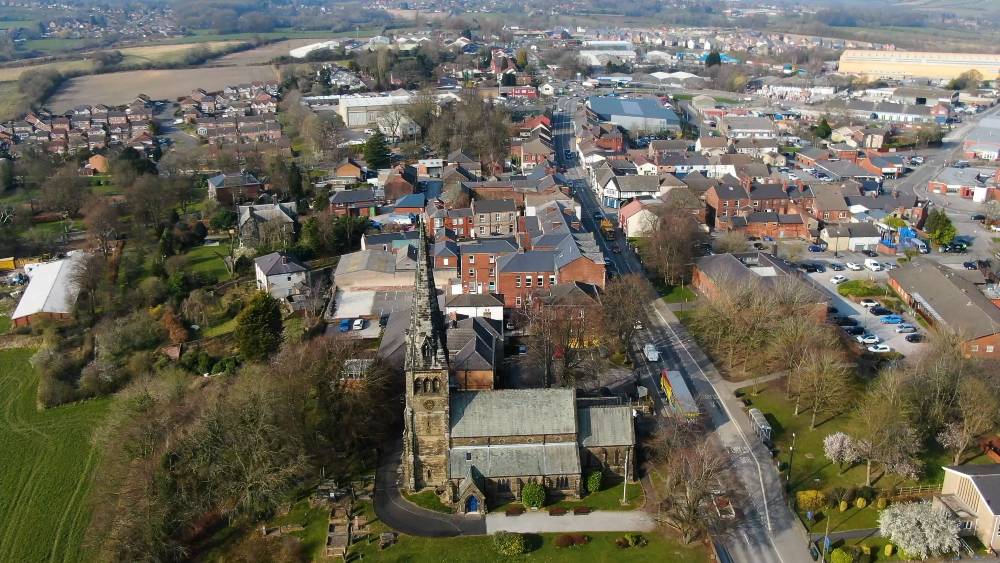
left=839, top=49, right=1000, bottom=80
left=586, top=96, right=680, bottom=134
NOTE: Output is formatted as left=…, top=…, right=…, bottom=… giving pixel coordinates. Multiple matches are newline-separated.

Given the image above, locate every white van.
left=643, top=344, right=660, bottom=362
left=864, top=259, right=882, bottom=272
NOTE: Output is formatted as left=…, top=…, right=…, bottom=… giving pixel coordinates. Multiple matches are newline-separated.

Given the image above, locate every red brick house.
left=458, top=237, right=518, bottom=295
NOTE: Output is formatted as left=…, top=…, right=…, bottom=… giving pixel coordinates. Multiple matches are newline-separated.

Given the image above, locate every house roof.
left=330, top=188, right=376, bottom=205
left=238, top=202, right=297, bottom=228
left=12, top=253, right=85, bottom=320
left=472, top=198, right=517, bottom=213
left=944, top=465, right=1000, bottom=516
left=450, top=389, right=577, bottom=438
left=497, top=250, right=556, bottom=273
left=446, top=293, right=505, bottom=308
left=577, top=406, right=635, bottom=447
left=208, top=171, right=260, bottom=188
left=395, top=193, right=426, bottom=208
left=448, top=316, right=502, bottom=372
left=888, top=259, right=1000, bottom=340
left=459, top=237, right=518, bottom=255
left=334, top=249, right=397, bottom=276
left=255, top=252, right=308, bottom=276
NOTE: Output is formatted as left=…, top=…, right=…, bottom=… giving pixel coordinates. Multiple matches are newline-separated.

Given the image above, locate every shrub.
left=572, top=534, right=589, bottom=545
left=843, top=487, right=857, bottom=503
left=796, top=490, right=828, bottom=513
left=554, top=534, right=574, bottom=548
left=876, top=497, right=888, bottom=509
left=830, top=547, right=856, bottom=563
left=492, top=531, right=526, bottom=556
left=839, top=500, right=849, bottom=512
left=624, top=533, right=646, bottom=547
left=828, top=487, right=846, bottom=505
left=549, top=507, right=567, bottom=516
left=855, top=497, right=867, bottom=509
left=857, top=486, right=876, bottom=501
left=521, top=482, right=545, bottom=508
left=884, top=543, right=894, bottom=557
left=505, top=505, right=524, bottom=516
left=587, top=471, right=603, bottom=494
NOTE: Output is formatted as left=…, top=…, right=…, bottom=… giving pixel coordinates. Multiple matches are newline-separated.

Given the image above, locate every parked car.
left=972, top=214, right=987, bottom=222
left=882, top=262, right=898, bottom=270
left=905, top=333, right=924, bottom=343
left=353, top=318, right=366, bottom=330
left=910, top=156, right=924, bottom=165
left=835, top=316, right=859, bottom=326
left=963, top=261, right=979, bottom=270
left=869, top=306, right=894, bottom=316
left=944, top=243, right=968, bottom=253
left=880, top=315, right=905, bottom=324
left=896, top=324, right=917, bottom=333
left=860, top=298, right=879, bottom=308
left=843, top=326, right=866, bottom=336
left=808, top=244, right=825, bottom=253
left=863, top=249, right=879, bottom=258
left=379, top=314, right=389, bottom=328
left=338, top=319, right=352, bottom=332
left=856, top=333, right=880, bottom=345
left=867, top=344, right=892, bottom=353
left=829, top=263, right=844, bottom=271
left=846, top=262, right=862, bottom=271
left=830, top=274, right=848, bottom=285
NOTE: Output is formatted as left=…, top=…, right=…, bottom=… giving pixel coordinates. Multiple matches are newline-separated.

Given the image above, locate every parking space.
left=333, top=289, right=410, bottom=321
left=804, top=265, right=924, bottom=357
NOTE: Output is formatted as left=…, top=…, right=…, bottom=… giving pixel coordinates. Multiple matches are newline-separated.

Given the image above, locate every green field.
left=0, top=348, right=110, bottom=562
left=0, top=81, right=21, bottom=122
left=182, top=244, right=231, bottom=284
left=20, top=38, right=88, bottom=54
left=0, top=20, right=35, bottom=29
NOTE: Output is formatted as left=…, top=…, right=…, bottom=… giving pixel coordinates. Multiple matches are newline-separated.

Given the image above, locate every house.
left=362, top=230, right=420, bottom=253
left=844, top=100, right=932, bottom=123
left=329, top=188, right=377, bottom=217
left=471, top=199, right=519, bottom=237
left=928, top=167, right=999, bottom=203
left=692, top=252, right=827, bottom=318
left=858, top=155, right=905, bottom=178
left=887, top=259, right=1000, bottom=358
left=445, top=292, right=504, bottom=321
left=820, top=223, right=882, bottom=252
left=618, top=197, right=662, bottom=237
left=334, top=158, right=365, bottom=184
left=721, top=116, right=776, bottom=139
left=333, top=249, right=415, bottom=289
left=425, top=202, right=473, bottom=239
left=445, top=316, right=504, bottom=390
left=963, top=117, right=1000, bottom=161
left=11, top=253, right=85, bottom=327
left=695, top=135, right=729, bottom=156
left=586, top=96, right=681, bottom=133
left=512, top=135, right=553, bottom=171
left=84, top=154, right=109, bottom=175
left=812, top=184, right=853, bottom=224
left=254, top=252, right=309, bottom=300
left=458, top=237, right=519, bottom=295
left=935, top=465, right=1000, bottom=552
left=206, top=171, right=264, bottom=206
left=720, top=212, right=810, bottom=239
left=238, top=202, right=298, bottom=249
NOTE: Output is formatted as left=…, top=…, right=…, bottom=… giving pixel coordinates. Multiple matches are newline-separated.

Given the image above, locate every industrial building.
left=585, top=96, right=680, bottom=134
left=839, top=49, right=1000, bottom=80
left=337, top=92, right=414, bottom=129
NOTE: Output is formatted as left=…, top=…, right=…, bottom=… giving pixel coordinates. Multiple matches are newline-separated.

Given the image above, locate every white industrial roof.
left=12, top=252, right=85, bottom=321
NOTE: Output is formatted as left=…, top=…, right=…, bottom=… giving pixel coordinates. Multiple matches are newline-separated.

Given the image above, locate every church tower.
left=402, top=219, right=451, bottom=492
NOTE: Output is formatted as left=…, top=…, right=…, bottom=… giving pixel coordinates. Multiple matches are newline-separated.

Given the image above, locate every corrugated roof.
left=12, top=253, right=85, bottom=320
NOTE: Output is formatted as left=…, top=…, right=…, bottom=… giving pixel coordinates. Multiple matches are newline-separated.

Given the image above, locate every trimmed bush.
left=876, top=497, right=888, bottom=509
left=855, top=497, right=867, bottom=509
left=571, top=534, right=590, bottom=545
left=624, top=533, right=646, bottom=547
left=796, top=490, right=828, bottom=512
left=884, top=543, right=894, bottom=557
left=493, top=531, right=526, bottom=556
left=587, top=471, right=603, bottom=495
left=830, top=547, right=856, bottom=563
left=521, top=482, right=545, bottom=508
left=549, top=507, right=567, bottom=516
left=839, top=500, right=849, bottom=512
left=554, top=534, right=574, bottom=548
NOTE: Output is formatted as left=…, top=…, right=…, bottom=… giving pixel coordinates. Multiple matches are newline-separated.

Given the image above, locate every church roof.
left=449, top=443, right=581, bottom=478
left=450, top=389, right=576, bottom=438
left=577, top=406, right=635, bottom=447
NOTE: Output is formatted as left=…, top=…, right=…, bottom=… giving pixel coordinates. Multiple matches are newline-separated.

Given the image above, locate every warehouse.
left=585, top=96, right=680, bottom=134
left=839, top=50, right=1000, bottom=80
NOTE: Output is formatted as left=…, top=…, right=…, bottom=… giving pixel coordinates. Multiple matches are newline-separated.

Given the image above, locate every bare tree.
left=70, top=253, right=108, bottom=324
left=788, top=349, right=853, bottom=429
left=854, top=371, right=922, bottom=486
left=712, top=231, right=747, bottom=254
left=645, top=205, right=702, bottom=287
left=937, top=376, right=998, bottom=465
left=601, top=274, right=654, bottom=354
left=83, top=198, right=121, bottom=255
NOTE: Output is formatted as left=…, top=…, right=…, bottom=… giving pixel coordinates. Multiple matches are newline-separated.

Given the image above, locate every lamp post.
left=787, top=432, right=797, bottom=485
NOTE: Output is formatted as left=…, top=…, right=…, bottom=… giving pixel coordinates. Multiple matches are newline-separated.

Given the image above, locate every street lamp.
left=787, top=432, right=797, bottom=485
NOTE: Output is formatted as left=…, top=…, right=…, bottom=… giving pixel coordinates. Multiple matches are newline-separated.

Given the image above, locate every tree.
left=796, top=490, right=828, bottom=513
left=587, top=471, right=603, bottom=495
left=601, top=274, right=653, bottom=354
left=937, top=377, right=998, bottom=465
left=854, top=372, right=923, bottom=486
left=520, top=481, right=545, bottom=508
left=788, top=349, right=852, bottom=429
left=712, top=231, right=747, bottom=254
left=814, top=118, right=832, bottom=139
left=363, top=131, right=391, bottom=170
left=645, top=205, right=702, bottom=287
left=515, top=48, right=528, bottom=69
left=83, top=199, right=121, bottom=255
left=70, top=253, right=108, bottom=324
left=923, top=208, right=956, bottom=247
left=234, top=292, right=283, bottom=362
left=823, top=432, right=860, bottom=473
left=948, top=69, right=983, bottom=92
left=878, top=501, right=960, bottom=560
left=654, top=426, right=730, bottom=543
left=705, top=51, right=722, bottom=67
left=41, top=165, right=90, bottom=217
left=829, top=547, right=858, bottom=563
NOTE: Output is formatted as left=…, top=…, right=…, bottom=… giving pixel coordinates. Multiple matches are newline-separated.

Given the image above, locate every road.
left=553, top=98, right=812, bottom=563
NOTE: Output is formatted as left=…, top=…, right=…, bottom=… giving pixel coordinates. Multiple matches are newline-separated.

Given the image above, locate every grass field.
left=0, top=81, right=22, bottom=121
left=20, top=38, right=87, bottom=54
left=740, top=379, right=994, bottom=532
left=0, top=348, right=110, bottom=562
left=348, top=502, right=705, bottom=563
left=117, top=41, right=245, bottom=66
left=0, top=58, right=95, bottom=82
left=182, top=244, right=231, bottom=284
left=0, top=20, right=34, bottom=29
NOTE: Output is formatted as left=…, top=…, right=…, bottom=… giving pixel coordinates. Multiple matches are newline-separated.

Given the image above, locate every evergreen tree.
left=363, top=132, right=391, bottom=170
left=705, top=51, right=722, bottom=67
left=288, top=162, right=303, bottom=201
left=814, top=118, right=832, bottom=139
left=235, top=292, right=283, bottom=362
left=0, top=159, right=14, bottom=192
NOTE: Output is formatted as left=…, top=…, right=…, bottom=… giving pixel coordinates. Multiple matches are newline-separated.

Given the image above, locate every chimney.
left=280, top=255, right=288, bottom=265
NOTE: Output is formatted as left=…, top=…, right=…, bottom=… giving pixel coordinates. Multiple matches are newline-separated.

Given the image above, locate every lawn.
left=550, top=477, right=644, bottom=511
left=662, top=285, right=696, bottom=304
left=182, top=244, right=231, bottom=284
left=349, top=502, right=706, bottom=563
left=201, top=317, right=237, bottom=339
left=740, top=379, right=993, bottom=533
left=404, top=490, right=452, bottom=513
left=0, top=348, right=111, bottom=562
left=269, top=499, right=330, bottom=559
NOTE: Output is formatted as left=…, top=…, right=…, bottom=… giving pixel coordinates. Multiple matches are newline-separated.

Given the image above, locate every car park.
left=864, top=259, right=882, bottom=272
left=856, top=333, right=880, bottom=345
left=829, top=263, right=844, bottom=271
left=860, top=298, right=879, bottom=308
left=863, top=249, right=879, bottom=258
left=869, top=306, right=893, bottom=316
left=808, top=244, right=825, bottom=253
left=831, top=275, right=848, bottom=284
left=846, top=262, right=862, bottom=271
left=880, top=315, right=904, bottom=324
left=896, top=324, right=917, bottom=333
left=867, top=344, right=892, bottom=353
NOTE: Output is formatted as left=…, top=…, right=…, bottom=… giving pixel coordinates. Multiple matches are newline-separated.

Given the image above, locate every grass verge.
left=403, top=490, right=452, bottom=514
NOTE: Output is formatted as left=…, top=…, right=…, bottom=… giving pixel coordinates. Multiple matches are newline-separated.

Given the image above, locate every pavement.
left=554, top=104, right=813, bottom=563
left=485, top=510, right=655, bottom=534
left=373, top=439, right=486, bottom=537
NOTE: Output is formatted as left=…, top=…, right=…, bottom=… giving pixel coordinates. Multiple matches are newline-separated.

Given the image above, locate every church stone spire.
left=405, top=217, right=448, bottom=372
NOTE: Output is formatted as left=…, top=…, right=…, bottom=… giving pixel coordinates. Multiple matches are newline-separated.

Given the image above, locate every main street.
left=552, top=98, right=813, bottom=563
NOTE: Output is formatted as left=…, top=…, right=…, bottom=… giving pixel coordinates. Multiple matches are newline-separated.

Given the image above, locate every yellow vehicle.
left=599, top=218, right=615, bottom=241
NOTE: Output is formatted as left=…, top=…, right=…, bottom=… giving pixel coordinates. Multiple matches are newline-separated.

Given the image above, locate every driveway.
left=485, top=510, right=655, bottom=534
left=373, top=439, right=486, bottom=537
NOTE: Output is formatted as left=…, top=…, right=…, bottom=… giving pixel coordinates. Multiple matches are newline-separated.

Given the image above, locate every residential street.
left=553, top=101, right=813, bottom=563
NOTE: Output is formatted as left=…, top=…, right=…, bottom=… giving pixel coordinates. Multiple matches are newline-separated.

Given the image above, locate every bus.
left=660, top=369, right=699, bottom=418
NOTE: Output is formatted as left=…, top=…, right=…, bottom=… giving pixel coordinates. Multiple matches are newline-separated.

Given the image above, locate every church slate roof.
left=450, top=389, right=576, bottom=438
left=449, top=443, right=581, bottom=478
left=577, top=406, right=635, bottom=448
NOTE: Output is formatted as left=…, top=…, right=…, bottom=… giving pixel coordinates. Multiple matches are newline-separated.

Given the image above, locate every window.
left=466, top=452, right=472, bottom=461
left=495, top=213, right=501, bottom=221
left=515, top=276, right=521, bottom=288
left=723, top=200, right=729, bottom=207
left=537, top=275, right=543, bottom=287
left=469, top=255, right=475, bottom=264
left=479, top=214, right=485, bottom=221
left=752, top=201, right=759, bottom=207
left=442, top=258, right=449, bottom=266
left=988, top=346, right=995, bottom=353
left=972, top=345, right=980, bottom=352
left=525, top=277, right=532, bottom=288
left=479, top=226, right=486, bottom=234
left=468, top=268, right=475, bottom=277
left=959, top=520, right=972, bottom=530
left=549, top=275, right=556, bottom=285
left=287, top=276, right=292, bottom=281
left=455, top=218, right=463, bottom=225
left=516, top=296, right=522, bottom=306
left=489, top=255, right=495, bottom=264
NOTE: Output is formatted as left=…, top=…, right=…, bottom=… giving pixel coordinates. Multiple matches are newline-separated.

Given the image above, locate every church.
left=401, top=221, right=636, bottom=514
